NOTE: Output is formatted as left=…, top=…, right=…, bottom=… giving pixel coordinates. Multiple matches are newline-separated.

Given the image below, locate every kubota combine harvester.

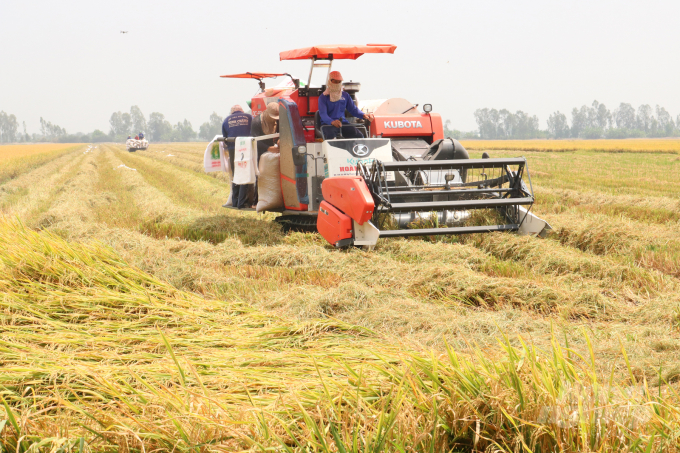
left=209, top=44, right=551, bottom=248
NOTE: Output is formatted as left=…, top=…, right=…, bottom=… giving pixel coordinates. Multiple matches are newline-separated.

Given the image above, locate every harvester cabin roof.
left=279, top=44, right=397, bottom=61
left=220, top=72, right=288, bottom=80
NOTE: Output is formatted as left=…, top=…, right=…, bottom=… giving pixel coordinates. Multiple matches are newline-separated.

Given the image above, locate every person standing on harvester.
left=251, top=102, right=280, bottom=206
left=222, top=105, right=253, bottom=209
left=251, top=102, right=279, bottom=161
left=318, top=71, right=374, bottom=139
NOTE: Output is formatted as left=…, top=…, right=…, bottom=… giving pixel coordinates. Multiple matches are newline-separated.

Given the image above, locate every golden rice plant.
left=0, top=144, right=83, bottom=184
left=460, top=138, right=680, bottom=153
left=2, top=141, right=680, bottom=451
left=0, top=218, right=679, bottom=452
left=0, top=143, right=83, bottom=161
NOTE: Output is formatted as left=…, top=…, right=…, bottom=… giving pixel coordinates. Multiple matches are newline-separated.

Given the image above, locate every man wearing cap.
left=318, top=71, right=374, bottom=139
left=222, top=104, right=253, bottom=209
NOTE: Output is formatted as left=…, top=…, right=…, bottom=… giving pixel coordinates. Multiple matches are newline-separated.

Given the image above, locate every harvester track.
left=275, top=214, right=318, bottom=233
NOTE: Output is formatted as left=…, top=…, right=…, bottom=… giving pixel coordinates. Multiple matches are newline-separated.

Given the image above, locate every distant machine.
left=120, top=31, right=128, bottom=34
left=126, top=135, right=148, bottom=152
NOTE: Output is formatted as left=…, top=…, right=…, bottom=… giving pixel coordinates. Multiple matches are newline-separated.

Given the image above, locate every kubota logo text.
left=384, top=120, right=423, bottom=129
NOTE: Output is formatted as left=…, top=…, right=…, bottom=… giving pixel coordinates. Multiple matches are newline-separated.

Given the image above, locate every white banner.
left=232, top=137, right=258, bottom=185
left=203, top=137, right=226, bottom=173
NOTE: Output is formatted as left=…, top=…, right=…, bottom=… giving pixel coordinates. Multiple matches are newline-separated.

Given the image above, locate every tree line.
left=4, top=101, right=680, bottom=143
left=0, top=107, right=227, bottom=143
left=466, top=101, right=680, bottom=140
left=109, top=108, right=224, bottom=142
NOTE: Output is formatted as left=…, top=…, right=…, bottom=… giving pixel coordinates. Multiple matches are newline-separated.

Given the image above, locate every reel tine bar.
left=357, top=157, right=535, bottom=237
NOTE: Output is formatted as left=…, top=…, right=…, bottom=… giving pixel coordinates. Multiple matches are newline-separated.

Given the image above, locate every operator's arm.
left=318, top=95, right=334, bottom=125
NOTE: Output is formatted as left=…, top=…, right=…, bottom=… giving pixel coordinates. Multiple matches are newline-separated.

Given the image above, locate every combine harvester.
left=126, top=136, right=149, bottom=152
left=208, top=44, right=551, bottom=248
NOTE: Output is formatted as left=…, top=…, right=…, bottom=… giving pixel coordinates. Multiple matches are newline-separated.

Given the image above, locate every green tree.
left=570, top=106, right=588, bottom=138
left=198, top=112, right=224, bottom=140
left=498, top=109, right=516, bottom=138
left=474, top=108, right=500, bottom=139
left=513, top=111, right=539, bottom=139
left=582, top=127, right=603, bottom=139
left=91, top=129, right=109, bottom=142
left=109, top=111, right=132, bottom=140
left=547, top=111, right=569, bottom=138
left=443, top=119, right=455, bottom=138
left=130, top=106, right=147, bottom=135
left=475, top=108, right=541, bottom=139
left=614, top=103, right=636, bottom=129
left=148, top=112, right=172, bottom=141
left=636, top=104, right=652, bottom=133
left=595, top=102, right=612, bottom=130
left=109, top=112, right=122, bottom=136
left=121, top=113, right=132, bottom=135
left=39, top=117, right=66, bottom=140
left=0, top=111, right=19, bottom=143
left=174, top=119, right=196, bottom=142
left=655, top=105, right=674, bottom=137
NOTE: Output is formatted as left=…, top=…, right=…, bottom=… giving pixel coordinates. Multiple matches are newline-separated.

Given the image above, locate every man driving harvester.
left=318, top=70, right=374, bottom=139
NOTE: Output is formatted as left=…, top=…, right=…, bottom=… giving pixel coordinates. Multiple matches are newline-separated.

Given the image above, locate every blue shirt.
left=222, top=111, right=253, bottom=150
left=318, top=91, right=365, bottom=125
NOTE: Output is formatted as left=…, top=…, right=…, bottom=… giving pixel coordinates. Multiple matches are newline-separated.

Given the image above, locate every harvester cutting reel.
left=317, top=156, right=552, bottom=249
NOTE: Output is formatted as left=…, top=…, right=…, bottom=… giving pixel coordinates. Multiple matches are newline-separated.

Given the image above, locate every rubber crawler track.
left=275, top=214, right=318, bottom=233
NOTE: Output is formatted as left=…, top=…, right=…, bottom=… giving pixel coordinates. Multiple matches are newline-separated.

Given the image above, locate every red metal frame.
left=221, top=44, right=443, bottom=144
left=220, top=73, right=288, bottom=79
left=317, top=201, right=353, bottom=246
left=280, top=44, right=397, bottom=61
left=321, top=176, right=374, bottom=225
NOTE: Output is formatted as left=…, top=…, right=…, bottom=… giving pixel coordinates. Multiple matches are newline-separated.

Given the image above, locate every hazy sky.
left=1, top=0, right=679, bottom=134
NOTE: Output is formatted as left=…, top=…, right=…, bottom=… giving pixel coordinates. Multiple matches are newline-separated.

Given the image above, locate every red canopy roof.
left=220, top=72, right=287, bottom=80
left=279, top=44, right=397, bottom=61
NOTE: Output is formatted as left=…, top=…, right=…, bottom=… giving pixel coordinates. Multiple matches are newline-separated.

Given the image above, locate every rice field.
left=0, top=141, right=679, bottom=452
left=0, top=143, right=82, bottom=161
left=0, top=143, right=83, bottom=185
left=460, top=138, right=680, bottom=153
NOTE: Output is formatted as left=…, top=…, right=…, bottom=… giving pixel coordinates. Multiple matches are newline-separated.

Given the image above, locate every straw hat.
left=265, top=102, right=279, bottom=120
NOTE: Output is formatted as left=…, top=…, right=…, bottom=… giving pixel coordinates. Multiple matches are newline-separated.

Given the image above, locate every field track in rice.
left=0, top=141, right=679, bottom=452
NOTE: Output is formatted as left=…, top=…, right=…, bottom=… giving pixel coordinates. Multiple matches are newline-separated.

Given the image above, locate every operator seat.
left=314, top=111, right=368, bottom=139
left=314, top=111, right=324, bottom=139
